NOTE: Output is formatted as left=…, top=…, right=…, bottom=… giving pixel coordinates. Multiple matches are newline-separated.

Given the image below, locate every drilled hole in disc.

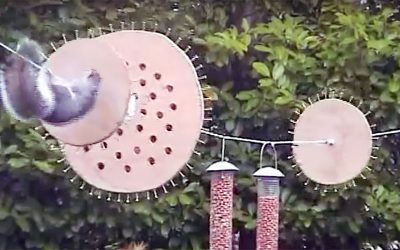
left=125, top=61, right=129, bottom=66
left=134, top=146, right=141, bottom=154
left=150, top=92, right=157, bottom=100
left=165, top=147, right=172, bottom=155
left=150, top=135, right=157, bottom=143
left=154, top=73, right=161, bottom=80
left=115, top=152, right=122, bottom=159
left=166, top=124, right=173, bottom=131
left=140, top=79, right=146, bottom=86
left=157, top=112, right=163, bottom=119
left=170, top=103, right=177, bottom=110
left=167, top=85, right=173, bottom=92
left=97, top=162, right=105, bottom=170
left=101, top=142, right=108, bottom=149
left=139, top=63, right=146, bottom=70
left=137, top=124, right=143, bottom=132
left=140, top=109, right=147, bottom=115
left=148, top=157, right=155, bottom=165
left=83, top=146, right=90, bottom=152
left=125, top=165, right=131, bottom=173
left=117, top=128, right=123, bottom=136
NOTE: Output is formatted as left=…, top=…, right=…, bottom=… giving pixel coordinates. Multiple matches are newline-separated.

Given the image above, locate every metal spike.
left=357, top=99, right=363, bottom=108
left=62, top=34, right=67, bottom=43
left=307, top=98, right=313, bottom=105
left=125, top=194, right=131, bottom=203
left=352, top=180, right=356, bottom=187
left=175, top=37, right=182, bottom=45
left=135, top=193, right=139, bottom=202
left=109, top=24, right=114, bottom=32
left=120, top=21, right=125, bottom=30
left=142, top=21, right=146, bottom=30
left=57, top=158, right=65, bottom=164
left=97, top=191, right=102, bottom=199
left=360, top=173, right=366, bottom=179
left=301, top=102, right=307, bottom=110
left=98, top=27, right=103, bottom=36
left=314, top=184, right=320, bottom=191
left=349, top=96, right=354, bottom=103
left=204, top=97, right=212, bottom=101
left=334, top=188, right=338, bottom=192
left=153, top=189, right=158, bottom=199
left=290, top=164, right=296, bottom=168
left=87, top=29, right=95, bottom=38
left=372, top=146, right=379, bottom=150
left=195, top=64, right=203, bottom=71
left=204, top=117, right=213, bottom=121
left=198, top=75, right=207, bottom=80
left=370, top=155, right=377, bottom=160
left=288, top=155, right=294, bottom=160
left=193, top=150, right=201, bottom=156
left=117, top=193, right=121, bottom=203
left=186, top=163, right=193, bottom=170
left=146, top=191, right=150, bottom=200
left=197, top=139, right=206, bottom=144
left=289, top=119, right=297, bottom=124
left=370, top=124, right=377, bottom=128
left=204, top=107, right=213, bottom=111
left=191, top=55, right=199, bottom=62
left=288, top=130, right=294, bottom=135
left=166, top=28, right=172, bottom=36
left=34, top=126, right=42, bottom=131
left=365, top=166, right=372, bottom=172
left=294, top=110, right=300, bottom=115
left=131, top=21, right=135, bottom=30
left=184, top=45, right=191, bottom=53
left=69, top=175, right=78, bottom=183
left=79, top=182, right=86, bottom=190
left=304, top=179, right=310, bottom=186
left=63, top=166, right=72, bottom=173
left=364, top=111, right=371, bottom=117
left=107, top=193, right=112, bottom=201
left=296, top=171, right=303, bottom=177
left=89, top=188, right=94, bottom=196
left=170, top=179, right=177, bottom=187
left=74, top=30, right=79, bottom=39
left=162, top=185, right=168, bottom=194
left=338, top=92, right=344, bottom=99
left=316, top=93, right=321, bottom=101
left=50, top=42, right=57, bottom=52
left=153, top=22, right=158, bottom=32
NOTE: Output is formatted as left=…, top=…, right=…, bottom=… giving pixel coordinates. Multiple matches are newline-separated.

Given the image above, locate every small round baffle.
left=293, top=98, right=372, bottom=185
left=41, top=38, right=131, bottom=146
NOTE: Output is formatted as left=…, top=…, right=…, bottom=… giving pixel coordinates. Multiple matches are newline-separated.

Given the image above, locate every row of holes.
left=96, top=154, right=157, bottom=173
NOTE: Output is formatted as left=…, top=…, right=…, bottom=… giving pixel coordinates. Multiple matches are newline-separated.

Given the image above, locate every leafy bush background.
left=1, top=0, right=400, bottom=249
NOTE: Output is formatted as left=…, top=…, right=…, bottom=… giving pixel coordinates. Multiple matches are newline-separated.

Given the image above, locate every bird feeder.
left=253, top=167, right=284, bottom=250
left=206, top=161, right=239, bottom=250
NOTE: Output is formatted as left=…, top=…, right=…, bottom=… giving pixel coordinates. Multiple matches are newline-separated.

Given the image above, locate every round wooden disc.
left=41, top=38, right=131, bottom=146
left=63, top=31, right=204, bottom=193
left=293, top=98, right=372, bottom=185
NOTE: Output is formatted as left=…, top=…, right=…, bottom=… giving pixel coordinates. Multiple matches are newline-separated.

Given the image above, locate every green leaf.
left=8, top=158, right=30, bottom=169
left=3, top=145, right=18, bottom=155
left=388, top=78, right=400, bottom=93
left=33, top=161, right=54, bottom=174
left=179, top=193, right=193, bottom=205
left=0, top=208, right=9, bottom=220
left=259, top=78, right=274, bottom=87
left=14, top=215, right=30, bottom=232
left=166, top=194, right=178, bottom=206
left=252, top=62, right=270, bottom=77
left=244, top=218, right=256, bottom=229
left=241, top=18, right=250, bottom=32
left=272, top=64, right=284, bottom=80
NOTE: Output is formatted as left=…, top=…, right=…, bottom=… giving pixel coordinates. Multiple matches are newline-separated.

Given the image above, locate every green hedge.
left=1, top=1, right=400, bottom=249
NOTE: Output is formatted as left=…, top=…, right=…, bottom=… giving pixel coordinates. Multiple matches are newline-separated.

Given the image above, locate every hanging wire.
left=259, top=143, right=268, bottom=168
left=221, top=137, right=226, bottom=161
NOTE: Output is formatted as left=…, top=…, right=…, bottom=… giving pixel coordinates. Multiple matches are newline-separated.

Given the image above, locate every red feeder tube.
left=207, top=161, right=239, bottom=250
left=253, top=167, right=284, bottom=250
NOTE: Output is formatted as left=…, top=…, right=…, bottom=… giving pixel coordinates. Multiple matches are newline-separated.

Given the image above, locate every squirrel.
left=0, top=38, right=101, bottom=124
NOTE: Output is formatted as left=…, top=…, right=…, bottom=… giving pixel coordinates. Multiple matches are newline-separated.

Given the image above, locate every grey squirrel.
left=0, top=38, right=100, bottom=124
